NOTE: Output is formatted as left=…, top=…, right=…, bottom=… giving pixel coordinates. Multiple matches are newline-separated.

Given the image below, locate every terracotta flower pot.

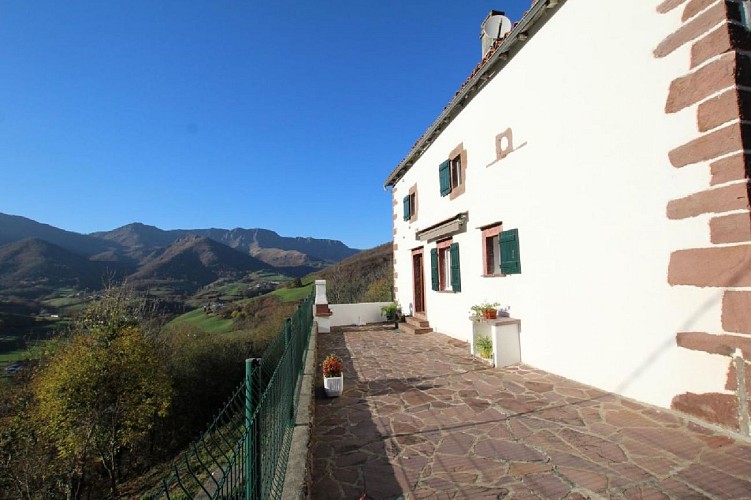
left=483, top=309, right=497, bottom=319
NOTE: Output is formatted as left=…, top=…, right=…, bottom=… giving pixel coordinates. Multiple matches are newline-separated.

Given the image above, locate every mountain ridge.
left=0, top=237, right=124, bottom=290
left=0, top=212, right=362, bottom=296
left=90, top=223, right=358, bottom=266
left=130, top=235, right=269, bottom=287
left=0, top=212, right=120, bottom=257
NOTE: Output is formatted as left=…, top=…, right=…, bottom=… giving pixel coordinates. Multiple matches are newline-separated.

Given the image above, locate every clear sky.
left=0, top=1, right=531, bottom=250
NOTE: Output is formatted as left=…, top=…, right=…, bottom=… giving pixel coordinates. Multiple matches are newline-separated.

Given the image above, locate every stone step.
left=406, top=315, right=430, bottom=328
left=399, top=319, right=433, bottom=335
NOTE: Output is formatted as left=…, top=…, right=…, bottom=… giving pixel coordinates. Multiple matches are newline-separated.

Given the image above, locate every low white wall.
left=329, top=302, right=393, bottom=327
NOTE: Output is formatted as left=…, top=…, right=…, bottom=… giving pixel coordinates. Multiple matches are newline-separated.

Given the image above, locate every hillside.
left=193, top=227, right=358, bottom=263
left=89, top=222, right=177, bottom=262
left=130, top=235, right=269, bottom=288
left=0, top=212, right=118, bottom=258
left=0, top=238, right=119, bottom=290
left=317, top=242, right=393, bottom=303
left=249, top=247, right=312, bottom=268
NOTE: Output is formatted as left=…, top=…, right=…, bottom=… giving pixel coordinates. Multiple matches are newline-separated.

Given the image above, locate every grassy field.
left=0, top=344, right=29, bottom=363
left=0, top=340, right=43, bottom=363
left=271, top=283, right=313, bottom=302
left=0, top=319, right=63, bottom=364
left=42, top=296, right=83, bottom=308
left=171, top=277, right=313, bottom=334
left=251, top=270, right=289, bottom=281
left=168, top=307, right=235, bottom=334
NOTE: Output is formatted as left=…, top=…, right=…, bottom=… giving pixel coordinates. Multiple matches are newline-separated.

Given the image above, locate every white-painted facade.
left=389, top=0, right=728, bottom=410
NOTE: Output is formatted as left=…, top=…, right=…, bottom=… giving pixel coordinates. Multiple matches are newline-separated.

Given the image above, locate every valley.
left=0, top=217, right=391, bottom=497
left=0, top=212, right=361, bottom=374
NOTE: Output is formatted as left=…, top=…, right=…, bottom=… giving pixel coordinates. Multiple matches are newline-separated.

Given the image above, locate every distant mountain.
left=0, top=238, right=120, bottom=289
left=249, top=247, right=312, bottom=268
left=89, top=223, right=180, bottom=263
left=189, top=228, right=359, bottom=264
left=0, top=212, right=361, bottom=296
left=0, top=212, right=118, bottom=258
left=91, top=222, right=176, bottom=250
left=91, top=224, right=359, bottom=268
left=130, top=235, right=270, bottom=288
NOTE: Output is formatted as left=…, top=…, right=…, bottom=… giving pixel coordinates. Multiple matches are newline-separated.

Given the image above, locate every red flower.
left=322, top=353, right=343, bottom=377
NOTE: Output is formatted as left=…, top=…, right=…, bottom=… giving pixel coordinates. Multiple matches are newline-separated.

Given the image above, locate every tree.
left=364, top=276, right=393, bottom=302
left=0, top=378, right=68, bottom=499
left=32, top=286, right=172, bottom=498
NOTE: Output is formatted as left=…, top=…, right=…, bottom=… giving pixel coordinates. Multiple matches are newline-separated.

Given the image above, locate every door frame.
left=412, top=247, right=426, bottom=315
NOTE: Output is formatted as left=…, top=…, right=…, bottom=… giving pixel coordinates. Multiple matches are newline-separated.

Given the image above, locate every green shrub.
left=476, top=335, right=493, bottom=359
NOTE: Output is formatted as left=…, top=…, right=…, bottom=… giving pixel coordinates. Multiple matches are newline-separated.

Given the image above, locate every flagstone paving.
left=310, top=324, right=751, bottom=499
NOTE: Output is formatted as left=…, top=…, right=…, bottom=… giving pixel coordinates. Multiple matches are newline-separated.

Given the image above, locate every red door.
left=412, top=249, right=426, bottom=314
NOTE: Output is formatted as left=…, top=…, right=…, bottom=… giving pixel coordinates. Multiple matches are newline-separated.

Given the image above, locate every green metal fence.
left=149, top=292, right=314, bottom=499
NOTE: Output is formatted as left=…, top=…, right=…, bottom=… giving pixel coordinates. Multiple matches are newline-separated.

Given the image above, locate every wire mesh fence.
left=149, top=292, right=314, bottom=499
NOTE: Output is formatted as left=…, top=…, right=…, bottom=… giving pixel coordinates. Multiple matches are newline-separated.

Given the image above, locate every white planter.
left=478, top=354, right=495, bottom=367
left=323, top=375, right=343, bottom=397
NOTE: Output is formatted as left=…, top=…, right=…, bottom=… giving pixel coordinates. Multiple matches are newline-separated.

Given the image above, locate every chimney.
left=314, top=279, right=333, bottom=333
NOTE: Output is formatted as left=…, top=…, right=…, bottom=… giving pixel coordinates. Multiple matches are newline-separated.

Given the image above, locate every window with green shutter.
left=482, top=224, right=502, bottom=276
left=403, top=195, right=410, bottom=221
left=439, top=160, right=451, bottom=196
left=499, top=228, right=521, bottom=274
left=450, top=242, right=461, bottom=292
left=430, top=248, right=439, bottom=291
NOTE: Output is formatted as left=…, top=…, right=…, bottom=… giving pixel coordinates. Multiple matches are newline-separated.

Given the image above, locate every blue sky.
left=0, top=1, right=530, bottom=249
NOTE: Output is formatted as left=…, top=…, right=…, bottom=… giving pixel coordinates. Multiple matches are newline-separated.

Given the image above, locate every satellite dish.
left=480, top=11, right=512, bottom=57
left=482, top=14, right=512, bottom=40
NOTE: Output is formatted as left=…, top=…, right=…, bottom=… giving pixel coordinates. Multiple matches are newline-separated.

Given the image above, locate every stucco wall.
left=391, top=0, right=732, bottom=410
left=330, top=302, right=393, bottom=327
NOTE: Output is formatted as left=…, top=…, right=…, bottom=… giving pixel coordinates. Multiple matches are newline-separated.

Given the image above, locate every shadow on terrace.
left=312, top=324, right=404, bottom=498
left=311, top=322, right=751, bottom=499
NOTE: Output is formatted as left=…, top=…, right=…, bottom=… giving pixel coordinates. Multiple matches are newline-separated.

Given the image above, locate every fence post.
left=285, top=317, right=296, bottom=423
left=245, top=358, right=261, bottom=500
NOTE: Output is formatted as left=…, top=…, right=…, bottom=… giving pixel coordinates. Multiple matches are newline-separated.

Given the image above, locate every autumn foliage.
left=319, top=243, right=392, bottom=304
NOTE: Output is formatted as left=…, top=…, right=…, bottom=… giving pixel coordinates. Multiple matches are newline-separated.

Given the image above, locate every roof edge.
left=384, top=0, right=562, bottom=188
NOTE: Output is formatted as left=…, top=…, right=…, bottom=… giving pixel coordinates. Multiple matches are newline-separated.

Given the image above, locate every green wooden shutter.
left=439, top=160, right=451, bottom=196
left=450, top=242, right=461, bottom=292
left=500, top=229, right=521, bottom=274
left=403, top=195, right=410, bottom=221
left=430, top=248, right=439, bottom=291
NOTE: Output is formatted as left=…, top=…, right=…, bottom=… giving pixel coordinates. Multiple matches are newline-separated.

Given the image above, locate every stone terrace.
left=311, top=324, right=751, bottom=499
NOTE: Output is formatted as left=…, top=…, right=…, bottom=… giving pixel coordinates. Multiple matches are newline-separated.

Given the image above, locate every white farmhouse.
left=386, top=0, right=751, bottom=435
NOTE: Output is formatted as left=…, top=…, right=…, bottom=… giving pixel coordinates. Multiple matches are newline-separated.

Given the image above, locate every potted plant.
left=380, top=303, right=398, bottom=321
left=322, top=353, right=344, bottom=397
left=476, top=335, right=493, bottom=361
left=470, top=302, right=500, bottom=320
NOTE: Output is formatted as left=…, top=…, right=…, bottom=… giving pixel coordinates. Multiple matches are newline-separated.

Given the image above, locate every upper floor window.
left=439, top=144, right=467, bottom=199
left=450, top=156, right=462, bottom=190
left=403, top=184, right=418, bottom=222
